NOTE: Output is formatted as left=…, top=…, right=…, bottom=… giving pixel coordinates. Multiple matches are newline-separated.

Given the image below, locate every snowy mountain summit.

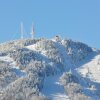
left=0, top=37, right=100, bottom=100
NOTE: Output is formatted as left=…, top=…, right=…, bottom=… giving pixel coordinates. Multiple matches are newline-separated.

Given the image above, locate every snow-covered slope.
left=0, top=37, right=99, bottom=100
left=42, top=74, right=69, bottom=100
left=77, top=52, right=100, bottom=83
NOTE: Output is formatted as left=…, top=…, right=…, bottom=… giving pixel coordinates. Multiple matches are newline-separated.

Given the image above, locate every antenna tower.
left=21, top=22, right=24, bottom=39
left=30, top=23, right=35, bottom=39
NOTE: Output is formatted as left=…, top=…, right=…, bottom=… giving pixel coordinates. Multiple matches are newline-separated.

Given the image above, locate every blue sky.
left=0, top=0, right=100, bottom=49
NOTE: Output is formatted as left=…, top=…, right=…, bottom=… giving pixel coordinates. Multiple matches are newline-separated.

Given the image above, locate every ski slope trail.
left=77, top=51, right=100, bottom=83
left=42, top=74, right=69, bottom=100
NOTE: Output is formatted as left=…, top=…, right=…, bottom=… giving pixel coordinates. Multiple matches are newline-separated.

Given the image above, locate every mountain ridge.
left=0, top=37, right=100, bottom=100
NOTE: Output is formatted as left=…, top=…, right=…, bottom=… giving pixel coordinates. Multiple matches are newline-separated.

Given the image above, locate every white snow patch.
left=26, top=44, right=36, bottom=51
left=0, top=56, right=14, bottom=63
left=26, top=44, right=47, bottom=56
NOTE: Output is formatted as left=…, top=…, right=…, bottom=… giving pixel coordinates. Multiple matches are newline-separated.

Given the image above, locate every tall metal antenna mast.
left=21, top=22, right=24, bottom=39
left=30, top=23, right=35, bottom=39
